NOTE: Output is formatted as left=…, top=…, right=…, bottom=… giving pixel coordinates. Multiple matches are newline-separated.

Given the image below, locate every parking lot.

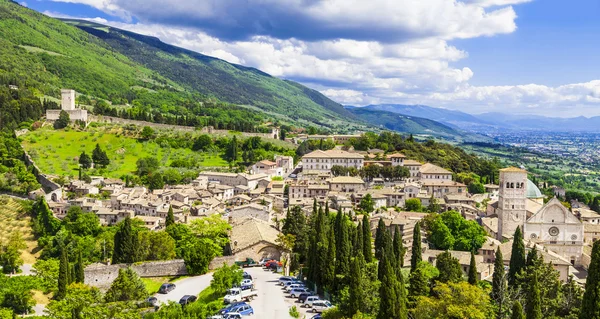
left=152, top=266, right=318, bottom=318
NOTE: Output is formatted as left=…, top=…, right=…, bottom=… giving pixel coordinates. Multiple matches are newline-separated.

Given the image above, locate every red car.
left=264, top=260, right=282, bottom=268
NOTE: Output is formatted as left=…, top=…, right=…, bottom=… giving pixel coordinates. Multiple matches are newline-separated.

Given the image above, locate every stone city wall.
left=84, top=259, right=188, bottom=290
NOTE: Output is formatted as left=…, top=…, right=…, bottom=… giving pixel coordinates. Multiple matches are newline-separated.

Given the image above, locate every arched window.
left=510, top=182, right=514, bottom=188
left=506, top=182, right=510, bottom=188
left=521, top=182, right=525, bottom=189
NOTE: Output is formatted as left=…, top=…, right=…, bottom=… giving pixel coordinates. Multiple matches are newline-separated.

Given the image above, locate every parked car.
left=223, top=313, right=243, bottom=319
left=242, top=272, right=252, bottom=280
left=264, top=260, right=279, bottom=268
left=303, top=296, right=320, bottom=307
left=228, top=304, right=254, bottom=315
left=282, top=280, right=302, bottom=288
left=290, top=287, right=311, bottom=298
left=178, top=295, right=197, bottom=306
left=268, top=261, right=283, bottom=270
left=285, top=283, right=305, bottom=292
left=219, top=302, right=247, bottom=315
left=235, top=258, right=257, bottom=268
left=241, top=278, right=253, bottom=287
left=310, top=315, right=322, bottom=319
left=278, top=276, right=294, bottom=285
left=158, top=283, right=176, bottom=294
left=311, top=300, right=333, bottom=313
left=258, top=258, right=270, bottom=266
left=145, top=296, right=158, bottom=307
left=224, top=286, right=258, bottom=304
left=298, top=292, right=314, bottom=303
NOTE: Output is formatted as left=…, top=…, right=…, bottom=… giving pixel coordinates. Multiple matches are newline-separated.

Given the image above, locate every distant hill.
left=62, top=19, right=356, bottom=127
left=345, top=106, right=490, bottom=142
left=360, top=104, right=489, bottom=129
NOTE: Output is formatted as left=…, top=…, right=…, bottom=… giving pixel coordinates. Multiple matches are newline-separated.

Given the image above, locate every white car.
left=289, top=288, right=311, bottom=298
left=285, top=283, right=305, bottom=292
left=311, top=300, right=334, bottom=313
left=241, top=279, right=253, bottom=287
left=278, top=276, right=294, bottom=285
left=303, top=296, right=320, bottom=307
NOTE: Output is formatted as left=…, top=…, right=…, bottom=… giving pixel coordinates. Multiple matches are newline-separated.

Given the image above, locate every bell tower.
left=497, top=167, right=528, bottom=240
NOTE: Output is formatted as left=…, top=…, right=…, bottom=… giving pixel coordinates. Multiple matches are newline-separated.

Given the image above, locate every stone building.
left=46, top=89, right=88, bottom=122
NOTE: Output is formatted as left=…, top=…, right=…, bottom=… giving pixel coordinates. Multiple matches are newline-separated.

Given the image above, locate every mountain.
left=0, top=0, right=355, bottom=130
left=345, top=106, right=490, bottom=142
left=360, top=104, right=490, bottom=129
left=474, top=113, right=600, bottom=132
left=61, top=19, right=355, bottom=126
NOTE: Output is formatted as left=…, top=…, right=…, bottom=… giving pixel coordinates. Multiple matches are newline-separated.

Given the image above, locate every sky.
left=23, top=0, right=600, bottom=117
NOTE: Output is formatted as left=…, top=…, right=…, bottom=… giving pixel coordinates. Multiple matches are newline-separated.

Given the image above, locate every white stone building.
left=46, top=89, right=88, bottom=122
left=302, top=150, right=364, bottom=173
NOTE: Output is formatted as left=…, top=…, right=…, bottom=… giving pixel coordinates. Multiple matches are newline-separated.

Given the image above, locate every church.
left=46, top=89, right=88, bottom=122
left=496, top=167, right=584, bottom=266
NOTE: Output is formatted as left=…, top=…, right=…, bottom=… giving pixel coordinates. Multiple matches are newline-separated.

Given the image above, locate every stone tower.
left=497, top=167, right=528, bottom=240
left=61, top=89, right=75, bottom=111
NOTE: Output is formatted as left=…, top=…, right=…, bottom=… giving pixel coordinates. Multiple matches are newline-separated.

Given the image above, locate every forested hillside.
left=64, top=19, right=355, bottom=126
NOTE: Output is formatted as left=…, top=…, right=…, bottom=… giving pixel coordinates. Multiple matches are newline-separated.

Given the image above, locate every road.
left=154, top=272, right=214, bottom=305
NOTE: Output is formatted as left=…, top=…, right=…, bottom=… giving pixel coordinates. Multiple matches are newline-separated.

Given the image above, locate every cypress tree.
left=307, top=201, right=319, bottom=284
left=354, top=222, right=364, bottom=258
left=165, top=205, right=175, bottom=228
left=526, top=272, right=542, bottom=319
left=362, top=214, right=373, bottom=263
left=408, top=264, right=429, bottom=303
left=335, top=211, right=351, bottom=279
left=112, top=217, right=139, bottom=264
left=512, top=301, right=525, bottom=319
left=410, top=222, right=422, bottom=272
left=314, top=205, right=329, bottom=290
left=468, top=251, right=478, bottom=285
left=323, top=227, right=336, bottom=292
left=581, top=240, right=600, bottom=319
left=56, top=248, right=69, bottom=300
left=396, top=266, right=408, bottom=319
left=378, top=229, right=395, bottom=281
left=377, top=257, right=398, bottom=319
left=436, top=251, right=463, bottom=283
left=348, top=251, right=366, bottom=317
left=526, top=246, right=538, bottom=268
left=375, top=218, right=386, bottom=261
left=492, top=247, right=507, bottom=318
left=74, top=250, right=85, bottom=283
left=508, top=227, right=526, bottom=287
left=393, top=225, right=405, bottom=268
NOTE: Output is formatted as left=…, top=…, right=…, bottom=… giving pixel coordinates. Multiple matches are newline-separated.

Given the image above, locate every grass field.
left=21, top=127, right=228, bottom=178
left=0, top=197, right=39, bottom=264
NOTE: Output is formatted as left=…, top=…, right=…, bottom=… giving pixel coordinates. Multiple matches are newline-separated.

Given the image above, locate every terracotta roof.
left=420, top=163, right=452, bottom=175
left=258, top=160, right=276, bottom=166
left=387, top=153, right=406, bottom=158
left=421, top=180, right=466, bottom=187
left=230, top=218, right=281, bottom=253
left=403, top=160, right=422, bottom=166
left=302, top=149, right=364, bottom=159
left=330, top=176, right=365, bottom=184
left=499, top=167, right=527, bottom=173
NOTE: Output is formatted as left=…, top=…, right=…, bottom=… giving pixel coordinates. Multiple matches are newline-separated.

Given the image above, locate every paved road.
left=244, top=267, right=295, bottom=318
left=154, top=272, right=214, bottom=305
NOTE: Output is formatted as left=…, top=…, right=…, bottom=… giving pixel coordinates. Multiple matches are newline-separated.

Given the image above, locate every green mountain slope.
left=346, top=106, right=490, bottom=142
left=62, top=19, right=355, bottom=126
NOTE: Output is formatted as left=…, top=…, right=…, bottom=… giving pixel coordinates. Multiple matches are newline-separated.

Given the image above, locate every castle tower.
left=497, top=167, right=528, bottom=240
left=61, top=89, right=75, bottom=111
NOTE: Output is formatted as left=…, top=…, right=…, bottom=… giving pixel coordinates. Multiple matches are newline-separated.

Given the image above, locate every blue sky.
left=25, top=0, right=600, bottom=117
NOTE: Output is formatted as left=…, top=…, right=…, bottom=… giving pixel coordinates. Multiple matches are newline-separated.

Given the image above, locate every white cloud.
left=19, top=2, right=27, bottom=7
left=41, top=0, right=600, bottom=117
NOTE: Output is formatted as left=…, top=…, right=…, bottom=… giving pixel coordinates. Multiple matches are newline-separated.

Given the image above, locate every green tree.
left=137, top=231, right=177, bottom=261
left=33, top=258, right=60, bottom=292
left=56, top=248, right=69, bottom=300
left=468, top=252, right=477, bottom=285
left=210, top=264, right=243, bottom=296
left=512, top=301, right=525, bottom=319
left=54, top=110, right=70, bottom=129
left=112, top=217, right=139, bottom=264
left=74, top=250, right=85, bottom=283
left=435, top=251, right=463, bottom=283
left=78, top=151, right=92, bottom=169
left=63, top=206, right=101, bottom=237
left=393, top=226, right=405, bottom=268
left=335, top=211, right=351, bottom=282
left=147, top=172, right=164, bottom=191
left=165, top=205, right=175, bottom=228
left=414, top=282, right=491, bottom=319
left=282, top=206, right=309, bottom=265
left=526, top=272, right=542, bottom=319
left=192, top=134, right=213, bottom=151
left=105, top=267, right=148, bottom=302
left=140, top=126, right=155, bottom=140
left=362, top=214, right=373, bottom=263
left=324, top=229, right=336, bottom=292
left=348, top=252, right=366, bottom=317
left=508, top=227, right=526, bottom=287
left=0, top=232, right=26, bottom=274
left=32, top=197, right=61, bottom=237
left=492, top=247, right=508, bottom=319
left=91, top=143, right=110, bottom=168
left=374, top=218, right=386, bottom=261
left=428, top=217, right=455, bottom=250
left=405, top=198, right=422, bottom=212
left=468, top=182, right=485, bottom=194
left=580, top=240, right=600, bottom=319
left=408, top=262, right=434, bottom=304
left=45, top=283, right=105, bottom=319
left=136, top=157, right=160, bottom=176
left=427, top=194, right=441, bottom=213
left=377, top=258, right=400, bottom=319
left=227, top=136, right=239, bottom=162
left=411, top=222, right=422, bottom=272
left=359, top=194, right=375, bottom=214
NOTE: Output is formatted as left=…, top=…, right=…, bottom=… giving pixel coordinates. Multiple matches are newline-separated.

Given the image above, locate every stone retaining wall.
left=84, top=259, right=188, bottom=290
